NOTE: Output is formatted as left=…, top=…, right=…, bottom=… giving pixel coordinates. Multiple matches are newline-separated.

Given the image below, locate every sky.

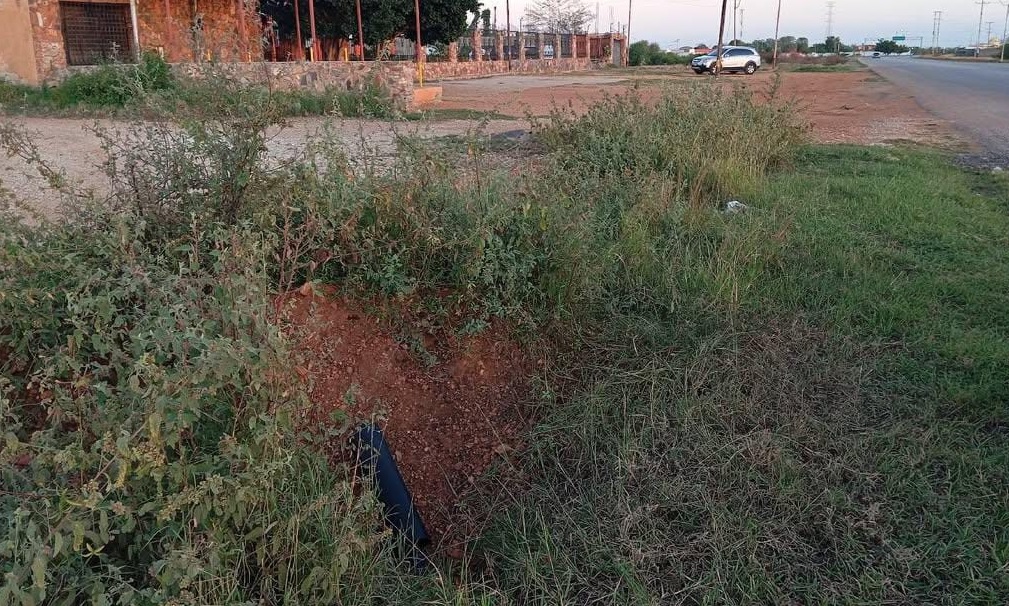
left=495, top=0, right=1006, bottom=49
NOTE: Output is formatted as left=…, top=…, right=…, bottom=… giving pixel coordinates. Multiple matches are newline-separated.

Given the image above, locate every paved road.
left=865, top=57, right=1009, bottom=164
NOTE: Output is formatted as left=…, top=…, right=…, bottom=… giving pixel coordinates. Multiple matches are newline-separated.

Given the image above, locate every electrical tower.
left=987, top=20, right=995, bottom=45
left=932, top=10, right=943, bottom=54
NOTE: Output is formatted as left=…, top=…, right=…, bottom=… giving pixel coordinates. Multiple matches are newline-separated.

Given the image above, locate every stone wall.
left=420, top=58, right=598, bottom=82
left=0, top=0, right=38, bottom=83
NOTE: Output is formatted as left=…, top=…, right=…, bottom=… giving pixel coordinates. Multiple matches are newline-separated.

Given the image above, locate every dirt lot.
left=437, top=66, right=956, bottom=146
left=1, top=65, right=958, bottom=218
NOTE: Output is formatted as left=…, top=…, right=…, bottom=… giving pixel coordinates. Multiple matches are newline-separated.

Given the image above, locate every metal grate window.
left=60, top=2, right=136, bottom=66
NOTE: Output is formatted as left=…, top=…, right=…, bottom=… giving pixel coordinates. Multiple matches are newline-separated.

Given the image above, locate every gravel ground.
left=0, top=116, right=526, bottom=219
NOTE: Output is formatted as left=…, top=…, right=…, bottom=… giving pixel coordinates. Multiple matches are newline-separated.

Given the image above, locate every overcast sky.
left=496, top=0, right=1003, bottom=49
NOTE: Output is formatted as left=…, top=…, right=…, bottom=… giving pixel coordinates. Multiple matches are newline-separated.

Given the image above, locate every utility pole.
left=932, top=10, right=942, bottom=54
left=772, top=0, right=783, bottom=67
left=506, top=0, right=511, bottom=61
left=740, top=8, right=744, bottom=41
left=987, top=20, right=995, bottom=46
left=977, top=0, right=987, bottom=56
left=627, top=0, right=633, bottom=45
left=732, top=0, right=741, bottom=43
left=355, top=0, right=364, bottom=59
left=1001, top=0, right=1009, bottom=62
left=826, top=1, right=835, bottom=40
left=716, top=0, right=729, bottom=75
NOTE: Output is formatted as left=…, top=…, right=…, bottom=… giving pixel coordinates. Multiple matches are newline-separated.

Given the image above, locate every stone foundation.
left=420, top=58, right=598, bottom=82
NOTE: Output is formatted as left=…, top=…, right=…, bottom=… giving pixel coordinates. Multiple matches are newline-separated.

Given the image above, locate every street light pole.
left=772, top=0, right=782, bottom=67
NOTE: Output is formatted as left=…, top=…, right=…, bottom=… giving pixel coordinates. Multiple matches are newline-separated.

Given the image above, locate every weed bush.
left=4, top=80, right=1005, bottom=605
left=0, top=56, right=395, bottom=118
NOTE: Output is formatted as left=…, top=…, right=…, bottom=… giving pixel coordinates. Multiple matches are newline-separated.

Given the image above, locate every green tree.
left=262, top=0, right=478, bottom=46
left=796, top=37, right=809, bottom=52
left=875, top=39, right=908, bottom=55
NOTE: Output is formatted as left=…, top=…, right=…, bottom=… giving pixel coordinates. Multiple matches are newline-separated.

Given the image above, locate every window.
left=725, top=49, right=745, bottom=57
left=60, top=2, right=136, bottom=66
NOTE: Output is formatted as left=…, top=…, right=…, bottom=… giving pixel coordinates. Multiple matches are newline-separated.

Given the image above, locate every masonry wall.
left=0, top=0, right=38, bottom=83
left=28, top=0, right=258, bottom=81
left=136, top=0, right=259, bottom=63
left=420, top=58, right=598, bottom=82
left=172, top=61, right=417, bottom=108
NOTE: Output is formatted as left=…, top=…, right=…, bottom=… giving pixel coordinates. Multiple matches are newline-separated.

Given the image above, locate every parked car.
left=691, top=46, right=761, bottom=75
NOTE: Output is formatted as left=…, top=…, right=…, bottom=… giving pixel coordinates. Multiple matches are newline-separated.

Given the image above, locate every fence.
left=265, top=28, right=604, bottom=63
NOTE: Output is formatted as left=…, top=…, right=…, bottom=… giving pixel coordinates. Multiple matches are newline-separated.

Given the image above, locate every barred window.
left=60, top=2, right=136, bottom=65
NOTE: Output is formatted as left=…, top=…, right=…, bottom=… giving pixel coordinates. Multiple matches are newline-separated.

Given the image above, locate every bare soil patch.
left=438, top=68, right=957, bottom=147
left=280, top=287, right=532, bottom=550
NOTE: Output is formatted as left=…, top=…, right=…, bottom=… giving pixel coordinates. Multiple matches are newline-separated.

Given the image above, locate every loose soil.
left=437, top=67, right=959, bottom=147
left=280, top=286, right=532, bottom=551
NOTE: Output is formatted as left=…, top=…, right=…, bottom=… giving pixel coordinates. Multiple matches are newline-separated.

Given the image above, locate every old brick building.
left=0, top=0, right=257, bottom=84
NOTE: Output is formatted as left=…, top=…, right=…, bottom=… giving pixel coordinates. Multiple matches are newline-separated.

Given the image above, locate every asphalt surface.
left=864, top=57, right=1009, bottom=166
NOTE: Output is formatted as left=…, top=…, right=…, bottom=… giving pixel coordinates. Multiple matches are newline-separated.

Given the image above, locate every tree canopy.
left=874, top=39, right=909, bottom=55
left=523, top=0, right=594, bottom=33
left=262, top=0, right=479, bottom=45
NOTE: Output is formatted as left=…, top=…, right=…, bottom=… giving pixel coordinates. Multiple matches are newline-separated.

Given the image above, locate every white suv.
left=691, top=46, right=762, bottom=75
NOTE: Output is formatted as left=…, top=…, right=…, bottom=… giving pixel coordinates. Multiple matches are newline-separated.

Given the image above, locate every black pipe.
left=352, top=423, right=430, bottom=569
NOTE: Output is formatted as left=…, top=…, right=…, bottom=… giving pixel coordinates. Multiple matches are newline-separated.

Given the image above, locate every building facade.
left=0, top=0, right=256, bottom=84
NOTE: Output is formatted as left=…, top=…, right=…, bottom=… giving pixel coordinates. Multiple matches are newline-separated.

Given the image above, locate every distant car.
left=872, top=51, right=882, bottom=58
left=691, top=46, right=761, bottom=75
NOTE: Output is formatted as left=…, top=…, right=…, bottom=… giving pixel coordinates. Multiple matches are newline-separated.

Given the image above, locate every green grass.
left=475, top=144, right=1009, bottom=604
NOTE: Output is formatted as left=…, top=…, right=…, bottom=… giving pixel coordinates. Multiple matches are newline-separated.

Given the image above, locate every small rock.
left=993, top=166, right=1004, bottom=173
left=724, top=200, right=748, bottom=214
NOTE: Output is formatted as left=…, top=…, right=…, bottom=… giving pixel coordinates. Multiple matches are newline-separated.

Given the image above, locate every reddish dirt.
left=437, top=68, right=959, bottom=147
left=281, top=287, right=531, bottom=551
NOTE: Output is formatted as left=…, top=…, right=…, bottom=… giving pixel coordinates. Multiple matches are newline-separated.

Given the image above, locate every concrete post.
left=572, top=33, right=578, bottom=59
left=518, top=32, right=526, bottom=61
left=448, top=41, right=459, bottom=63
left=555, top=33, right=563, bottom=59
left=473, top=29, right=483, bottom=61
left=495, top=31, right=505, bottom=61
left=536, top=32, right=545, bottom=59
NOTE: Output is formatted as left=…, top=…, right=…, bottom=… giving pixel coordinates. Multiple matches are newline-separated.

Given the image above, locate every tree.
left=874, top=39, right=908, bottom=55
left=796, top=37, right=809, bottom=53
left=262, top=0, right=478, bottom=46
left=524, top=0, right=594, bottom=33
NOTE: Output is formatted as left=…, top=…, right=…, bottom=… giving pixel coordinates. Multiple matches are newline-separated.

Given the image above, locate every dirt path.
left=439, top=67, right=957, bottom=146
left=0, top=116, right=526, bottom=218
left=1, top=67, right=960, bottom=218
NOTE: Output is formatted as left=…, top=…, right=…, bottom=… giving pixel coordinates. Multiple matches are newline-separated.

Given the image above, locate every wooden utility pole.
left=355, top=0, right=365, bottom=59
left=293, top=0, right=304, bottom=60
left=772, top=0, right=782, bottom=67
left=715, top=0, right=728, bottom=75
left=415, top=0, right=424, bottom=83
left=625, top=0, right=632, bottom=64
left=1002, top=1, right=1009, bottom=62
left=307, top=0, right=319, bottom=60
left=506, top=0, right=511, bottom=61
left=977, top=0, right=987, bottom=57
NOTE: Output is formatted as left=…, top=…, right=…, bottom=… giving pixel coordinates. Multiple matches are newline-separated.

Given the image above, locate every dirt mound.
left=282, top=287, right=532, bottom=549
